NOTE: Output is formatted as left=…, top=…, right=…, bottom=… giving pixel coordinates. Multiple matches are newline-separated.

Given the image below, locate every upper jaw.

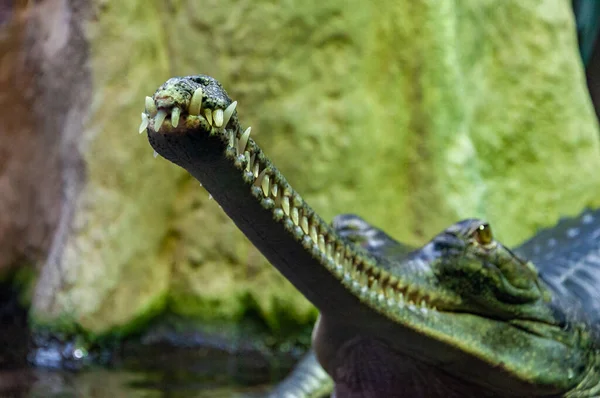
left=140, top=75, right=235, bottom=136
left=142, top=76, right=562, bottom=330
left=142, top=76, right=391, bottom=317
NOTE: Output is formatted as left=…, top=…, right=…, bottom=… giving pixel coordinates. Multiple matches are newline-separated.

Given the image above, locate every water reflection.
left=1, top=362, right=274, bottom=398
left=0, top=339, right=305, bottom=397
left=0, top=287, right=302, bottom=397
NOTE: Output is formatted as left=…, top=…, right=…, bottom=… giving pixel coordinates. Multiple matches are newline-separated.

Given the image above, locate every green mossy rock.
left=31, top=0, right=600, bottom=338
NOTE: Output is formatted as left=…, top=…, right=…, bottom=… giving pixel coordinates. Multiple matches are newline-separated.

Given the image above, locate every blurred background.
left=0, top=0, right=599, bottom=396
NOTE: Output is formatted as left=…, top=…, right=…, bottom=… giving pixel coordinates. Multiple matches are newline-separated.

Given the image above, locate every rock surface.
left=0, top=0, right=87, bottom=279
left=1, top=0, right=598, bottom=337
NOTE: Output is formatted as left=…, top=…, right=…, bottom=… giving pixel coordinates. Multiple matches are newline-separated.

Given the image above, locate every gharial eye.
left=474, top=223, right=494, bottom=246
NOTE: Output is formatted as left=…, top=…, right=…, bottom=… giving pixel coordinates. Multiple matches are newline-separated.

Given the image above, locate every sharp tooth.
left=238, top=127, right=251, bottom=155
left=326, top=243, right=333, bottom=260
left=291, top=207, right=299, bottom=225
left=244, top=151, right=253, bottom=171
left=282, top=196, right=290, bottom=216
left=334, top=249, right=342, bottom=265
left=204, top=109, right=213, bottom=126
left=310, top=224, right=318, bottom=243
left=154, top=110, right=167, bottom=131
left=222, top=101, right=237, bottom=127
left=153, top=150, right=159, bottom=158
left=372, top=279, right=380, bottom=292
left=397, top=292, right=405, bottom=308
left=253, top=162, right=260, bottom=178
left=145, top=96, right=157, bottom=116
left=213, top=108, right=224, bottom=127
left=261, top=174, right=270, bottom=197
left=318, top=234, right=326, bottom=252
left=139, top=113, right=149, bottom=134
left=229, top=131, right=235, bottom=148
left=301, top=216, right=309, bottom=234
left=171, top=107, right=181, bottom=128
left=405, top=285, right=414, bottom=301
left=189, top=87, right=203, bottom=115
left=385, top=285, right=395, bottom=299
left=341, top=257, right=349, bottom=271
left=271, top=183, right=278, bottom=198
left=244, top=151, right=251, bottom=171
left=255, top=168, right=268, bottom=185
left=359, top=272, right=369, bottom=286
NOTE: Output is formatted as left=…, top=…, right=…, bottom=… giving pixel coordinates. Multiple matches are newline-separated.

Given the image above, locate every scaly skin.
left=141, top=75, right=600, bottom=397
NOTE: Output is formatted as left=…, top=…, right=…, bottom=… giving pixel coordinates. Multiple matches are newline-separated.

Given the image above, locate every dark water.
left=0, top=288, right=297, bottom=398
left=0, top=340, right=296, bottom=398
left=0, top=362, right=272, bottom=398
left=0, top=367, right=268, bottom=398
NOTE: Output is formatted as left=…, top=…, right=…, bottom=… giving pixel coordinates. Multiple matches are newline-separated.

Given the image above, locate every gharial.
left=139, top=75, right=600, bottom=397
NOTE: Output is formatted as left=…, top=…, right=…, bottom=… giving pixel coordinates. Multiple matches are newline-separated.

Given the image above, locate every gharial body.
left=140, top=75, right=600, bottom=397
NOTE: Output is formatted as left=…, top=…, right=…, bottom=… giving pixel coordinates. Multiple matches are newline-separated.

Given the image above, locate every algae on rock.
left=29, top=0, right=600, bottom=341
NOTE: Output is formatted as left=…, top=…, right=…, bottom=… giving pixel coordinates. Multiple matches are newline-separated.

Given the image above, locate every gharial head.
left=399, top=218, right=553, bottom=320
left=142, top=75, right=598, bottom=397
left=321, top=214, right=597, bottom=396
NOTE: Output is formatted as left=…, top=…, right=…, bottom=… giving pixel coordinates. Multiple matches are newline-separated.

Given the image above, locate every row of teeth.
left=227, top=120, right=436, bottom=315
left=138, top=86, right=238, bottom=134
left=138, top=88, right=436, bottom=316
